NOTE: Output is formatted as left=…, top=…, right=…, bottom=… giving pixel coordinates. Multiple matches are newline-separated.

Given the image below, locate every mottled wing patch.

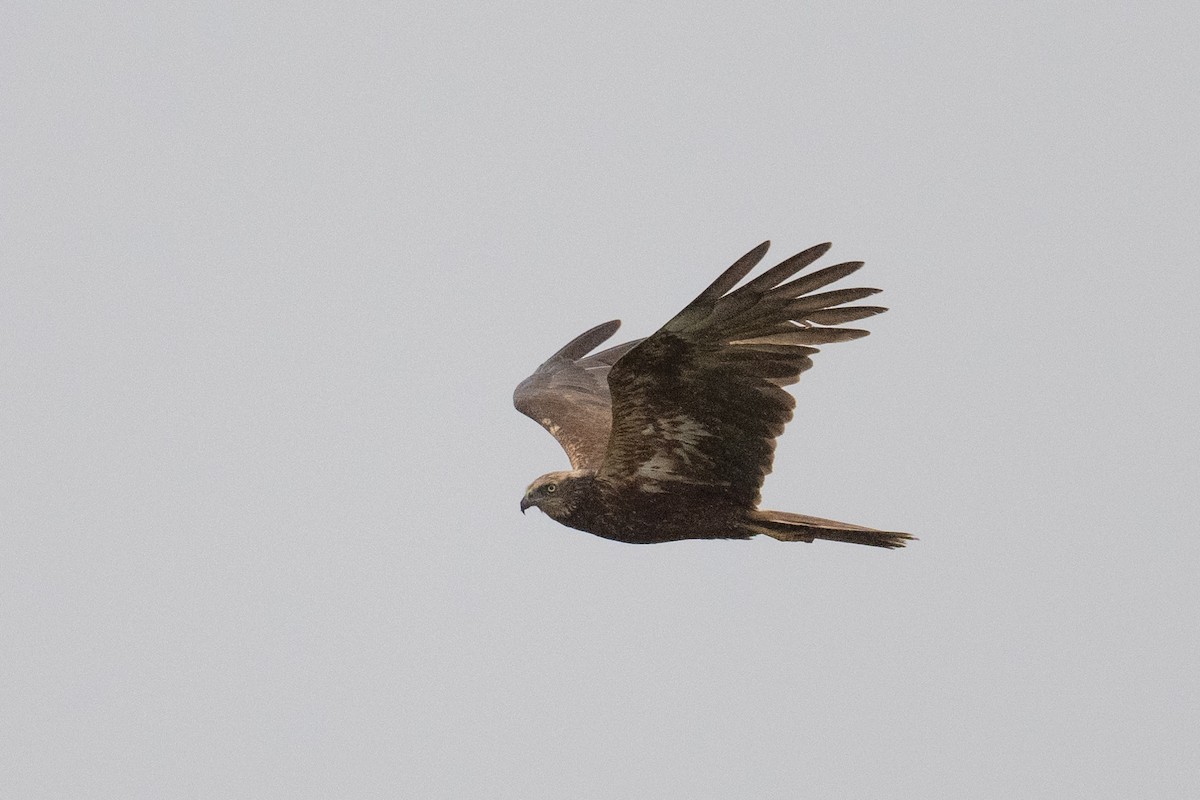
left=634, top=414, right=728, bottom=491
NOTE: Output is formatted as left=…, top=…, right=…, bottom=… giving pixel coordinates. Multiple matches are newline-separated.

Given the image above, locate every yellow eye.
left=545, top=484, right=557, bottom=493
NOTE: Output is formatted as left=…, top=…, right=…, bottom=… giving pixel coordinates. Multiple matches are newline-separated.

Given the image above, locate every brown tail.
left=746, top=509, right=915, bottom=549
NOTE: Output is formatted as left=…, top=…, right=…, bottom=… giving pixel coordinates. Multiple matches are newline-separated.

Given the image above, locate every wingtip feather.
left=549, top=319, right=622, bottom=362
left=739, top=242, right=836, bottom=294
left=696, top=241, right=772, bottom=302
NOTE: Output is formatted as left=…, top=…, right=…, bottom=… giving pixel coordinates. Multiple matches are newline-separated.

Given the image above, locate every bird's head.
left=520, top=470, right=590, bottom=521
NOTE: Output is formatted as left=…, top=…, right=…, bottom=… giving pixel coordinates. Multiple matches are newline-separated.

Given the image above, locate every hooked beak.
left=520, top=494, right=533, bottom=514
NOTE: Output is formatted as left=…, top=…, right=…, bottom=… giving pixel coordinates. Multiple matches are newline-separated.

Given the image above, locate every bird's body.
left=523, top=470, right=750, bottom=544
left=514, top=241, right=913, bottom=548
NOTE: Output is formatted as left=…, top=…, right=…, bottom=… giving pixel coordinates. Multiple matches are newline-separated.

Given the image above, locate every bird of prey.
left=514, top=241, right=913, bottom=548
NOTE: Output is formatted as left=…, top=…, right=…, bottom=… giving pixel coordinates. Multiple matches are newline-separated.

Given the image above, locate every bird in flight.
left=514, top=241, right=913, bottom=548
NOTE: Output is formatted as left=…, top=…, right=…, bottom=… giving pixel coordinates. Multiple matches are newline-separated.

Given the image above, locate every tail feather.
left=747, top=509, right=915, bottom=549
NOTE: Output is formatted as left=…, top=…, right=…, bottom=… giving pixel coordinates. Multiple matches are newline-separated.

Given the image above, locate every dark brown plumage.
left=514, top=241, right=913, bottom=548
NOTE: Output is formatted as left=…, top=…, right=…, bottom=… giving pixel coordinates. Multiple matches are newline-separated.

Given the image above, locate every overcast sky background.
left=4, top=3, right=1199, bottom=798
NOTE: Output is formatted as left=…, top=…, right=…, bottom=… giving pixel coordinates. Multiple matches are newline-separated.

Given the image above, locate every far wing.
left=599, top=241, right=886, bottom=505
left=513, top=320, right=644, bottom=469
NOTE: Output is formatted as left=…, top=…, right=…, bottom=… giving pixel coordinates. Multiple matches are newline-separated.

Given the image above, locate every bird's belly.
left=565, top=487, right=751, bottom=544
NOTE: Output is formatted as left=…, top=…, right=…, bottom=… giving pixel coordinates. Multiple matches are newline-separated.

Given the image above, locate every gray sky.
left=4, top=2, right=1199, bottom=798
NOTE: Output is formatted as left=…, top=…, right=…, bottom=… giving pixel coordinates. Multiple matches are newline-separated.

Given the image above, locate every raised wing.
left=599, top=241, right=885, bottom=504
left=514, top=320, right=645, bottom=469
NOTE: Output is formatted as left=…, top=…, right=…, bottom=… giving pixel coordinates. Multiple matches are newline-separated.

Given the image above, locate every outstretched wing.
left=513, top=320, right=645, bottom=469
left=599, top=241, right=885, bottom=505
